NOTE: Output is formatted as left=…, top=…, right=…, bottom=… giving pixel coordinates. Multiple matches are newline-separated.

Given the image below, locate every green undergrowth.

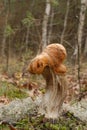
left=0, top=81, right=28, bottom=100
left=0, top=112, right=87, bottom=130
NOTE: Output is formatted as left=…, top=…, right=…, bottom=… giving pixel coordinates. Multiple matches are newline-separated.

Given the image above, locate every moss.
left=50, top=124, right=60, bottom=130
left=16, top=117, right=29, bottom=129
left=0, top=81, right=28, bottom=99
left=0, top=113, right=87, bottom=130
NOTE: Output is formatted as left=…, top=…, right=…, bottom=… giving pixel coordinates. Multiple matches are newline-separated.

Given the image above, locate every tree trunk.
left=71, top=44, right=78, bottom=65
left=47, top=8, right=54, bottom=44
left=72, top=0, right=87, bottom=63
left=78, top=0, right=87, bottom=56
left=77, top=0, right=87, bottom=91
left=60, top=0, right=70, bottom=44
left=40, top=0, right=51, bottom=52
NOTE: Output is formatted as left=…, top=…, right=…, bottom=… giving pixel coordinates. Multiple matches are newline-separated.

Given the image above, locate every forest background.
left=0, top=0, right=87, bottom=74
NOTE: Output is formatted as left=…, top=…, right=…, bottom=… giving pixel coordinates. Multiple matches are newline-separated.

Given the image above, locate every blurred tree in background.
left=0, top=0, right=87, bottom=69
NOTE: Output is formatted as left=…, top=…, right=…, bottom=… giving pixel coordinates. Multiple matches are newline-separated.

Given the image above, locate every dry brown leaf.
left=0, top=96, right=9, bottom=105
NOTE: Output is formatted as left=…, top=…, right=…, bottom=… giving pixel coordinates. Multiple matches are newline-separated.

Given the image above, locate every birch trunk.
left=78, top=0, right=87, bottom=55
left=71, top=44, right=78, bottom=65
left=47, top=8, right=54, bottom=44
left=72, top=0, right=87, bottom=63
left=40, top=0, right=51, bottom=51
left=77, top=0, right=87, bottom=91
left=60, top=0, right=70, bottom=44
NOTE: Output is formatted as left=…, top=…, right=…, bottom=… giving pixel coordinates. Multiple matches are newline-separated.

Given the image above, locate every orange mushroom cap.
left=28, top=43, right=67, bottom=74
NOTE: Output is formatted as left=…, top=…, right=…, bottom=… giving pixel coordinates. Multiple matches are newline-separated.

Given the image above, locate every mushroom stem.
left=39, top=66, right=67, bottom=119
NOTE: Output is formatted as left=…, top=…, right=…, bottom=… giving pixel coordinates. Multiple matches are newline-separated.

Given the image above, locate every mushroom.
left=28, top=43, right=67, bottom=119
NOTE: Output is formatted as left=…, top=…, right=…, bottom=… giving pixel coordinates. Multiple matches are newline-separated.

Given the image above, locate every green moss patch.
left=0, top=81, right=28, bottom=100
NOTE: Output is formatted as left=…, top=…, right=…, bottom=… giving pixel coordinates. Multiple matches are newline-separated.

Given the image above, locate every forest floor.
left=0, top=60, right=87, bottom=130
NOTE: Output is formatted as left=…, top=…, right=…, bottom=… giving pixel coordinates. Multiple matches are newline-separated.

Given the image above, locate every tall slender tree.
left=40, top=0, right=51, bottom=52
left=78, top=0, right=87, bottom=56
left=47, top=7, right=54, bottom=44
left=77, top=0, right=87, bottom=91
left=60, top=0, right=70, bottom=44
left=72, top=0, right=87, bottom=63
left=22, top=11, right=34, bottom=52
